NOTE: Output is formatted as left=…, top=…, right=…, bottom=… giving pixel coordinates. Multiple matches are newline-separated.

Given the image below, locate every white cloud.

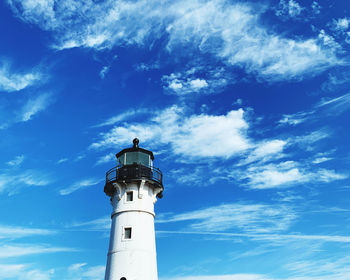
left=0, top=169, right=51, bottom=195
left=96, top=153, right=115, bottom=165
left=158, top=230, right=350, bottom=244
left=311, top=1, right=321, bottom=15
left=82, top=265, right=105, bottom=280
left=189, top=79, right=208, bottom=89
left=68, top=263, right=87, bottom=271
left=279, top=93, right=350, bottom=127
left=322, top=72, right=350, bottom=92
left=90, top=106, right=251, bottom=158
left=67, top=263, right=105, bottom=280
left=162, top=66, right=232, bottom=95
left=166, top=1, right=339, bottom=80
left=160, top=274, right=271, bottom=280
left=94, top=108, right=151, bottom=127
left=59, top=178, right=103, bottom=195
left=317, top=92, right=350, bottom=114
left=318, top=30, right=341, bottom=50
left=99, top=66, right=110, bottom=79
left=285, top=256, right=350, bottom=280
left=157, top=203, right=296, bottom=234
left=276, top=0, right=303, bottom=19
left=17, top=170, right=51, bottom=186
left=57, top=158, right=68, bottom=164
left=0, top=264, right=54, bottom=280
left=240, top=140, right=287, bottom=165
left=293, top=130, right=330, bottom=147
left=69, top=216, right=110, bottom=231
left=312, top=157, right=332, bottom=164
left=7, top=0, right=342, bottom=81
left=6, top=155, right=24, bottom=167
left=0, top=244, right=74, bottom=258
left=20, top=93, right=52, bottom=122
left=245, top=164, right=304, bottom=189
left=330, top=17, right=350, bottom=33
left=0, top=225, right=54, bottom=239
left=0, top=64, right=40, bottom=92
left=279, top=111, right=313, bottom=126
left=235, top=161, right=347, bottom=189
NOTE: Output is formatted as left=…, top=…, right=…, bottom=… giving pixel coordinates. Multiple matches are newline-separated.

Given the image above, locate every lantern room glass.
left=117, top=151, right=151, bottom=167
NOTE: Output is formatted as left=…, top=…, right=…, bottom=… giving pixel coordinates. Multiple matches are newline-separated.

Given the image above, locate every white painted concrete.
left=105, top=180, right=162, bottom=280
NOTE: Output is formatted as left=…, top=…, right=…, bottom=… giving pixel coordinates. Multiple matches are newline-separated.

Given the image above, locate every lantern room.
left=116, top=138, right=154, bottom=168
left=104, top=138, right=163, bottom=198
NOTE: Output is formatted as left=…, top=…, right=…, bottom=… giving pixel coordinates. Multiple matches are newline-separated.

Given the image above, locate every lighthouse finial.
left=133, top=138, right=139, bottom=148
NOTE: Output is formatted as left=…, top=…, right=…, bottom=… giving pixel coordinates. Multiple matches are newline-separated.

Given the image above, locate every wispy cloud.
left=275, top=0, right=304, bottom=19
left=0, top=264, right=54, bottom=280
left=278, top=111, right=314, bottom=126
left=279, top=93, right=350, bottom=126
left=158, top=230, right=350, bottom=244
left=234, top=161, right=347, bottom=189
left=160, top=274, right=271, bottom=280
left=7, top=0, right=343, bottom=82
left=19, top=93, right=53, bottom=122
left=284, top=256, right=350, bottom=280
left=0, top=244, right=75, bottom=258
left=157, top=202, right=297, bottom=234
left=68, top=216, right=110, bottom=231
left=0, top=63, right=40, bottom=92
left=162, top=66, right=234, bottom=95
left=0, top=225, right=55, bottom=239
left=68, top=263, right=105, bottom=280
left=6, top=155, right=25, bottom=167
left=59, top=178, right=103, bottom=195
left=316, top=92, right=350, bottom=114
left=95, top=153, right=115, bottom=165
left=99, top=66, right=110, bottom=79
left=57, top=158, right=68, bottom=164
left=0, top=169, right=52, bottom=195
left=330, top=17, right=350, bottom=33
left=94, top=108, right=151, bottom=127
left=238, top=140, right=287, bottom=165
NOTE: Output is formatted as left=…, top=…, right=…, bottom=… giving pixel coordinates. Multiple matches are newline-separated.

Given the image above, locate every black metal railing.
left=105, top=164, right=163, bottom=187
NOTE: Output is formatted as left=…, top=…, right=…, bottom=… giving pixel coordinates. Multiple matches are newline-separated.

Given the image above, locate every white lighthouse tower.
left=104, top=138, right=164, bottom=280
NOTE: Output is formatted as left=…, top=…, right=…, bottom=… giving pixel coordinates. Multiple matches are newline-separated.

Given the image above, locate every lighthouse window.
left=124, top=227, right=132, bottom=239
left=118, top=153, right=126, bottom=166
left=125, top=152, right=150, bottom=167
left=126, top=191, right=133, bottom=202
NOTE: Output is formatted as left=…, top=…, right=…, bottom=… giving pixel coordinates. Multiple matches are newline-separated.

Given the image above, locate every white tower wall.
left=105, top=180, right=161, bottom=280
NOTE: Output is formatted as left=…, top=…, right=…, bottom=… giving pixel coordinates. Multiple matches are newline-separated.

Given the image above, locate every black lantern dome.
left=104, top=138, right=163, bottom=198
left=116, top=138, right=154, bottom=167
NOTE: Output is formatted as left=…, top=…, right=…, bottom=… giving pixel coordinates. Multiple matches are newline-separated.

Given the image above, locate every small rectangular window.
left=124, top=227, right=132, bottom=239
left=126, top=191, right=133, bottom=202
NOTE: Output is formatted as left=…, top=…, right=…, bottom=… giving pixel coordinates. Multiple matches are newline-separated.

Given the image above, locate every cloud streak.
left=158, top=230, right=350, bottom=244
left=0, top=63, right=40, bottom=92
left=157, top=202, right=297, bottom=234
left=7, top=0, right=343, bottom=82
left=0, top=225, right=55, bottom=239
left=0, top=244, right=75, bottom=258
left=59, top=178, right=103, bottom=195
left=0, top=264, right=54, bottom=280
left=19, top=93, right=53, bottom=122
left=0, top=169, right=52, bottom=195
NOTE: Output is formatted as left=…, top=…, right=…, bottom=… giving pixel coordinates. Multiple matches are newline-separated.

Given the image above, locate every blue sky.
left=0, top=0, right=350, bottom=279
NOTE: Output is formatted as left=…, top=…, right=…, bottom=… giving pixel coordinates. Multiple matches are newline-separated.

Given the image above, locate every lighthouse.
left=104, top=138, right=164, bottom=280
